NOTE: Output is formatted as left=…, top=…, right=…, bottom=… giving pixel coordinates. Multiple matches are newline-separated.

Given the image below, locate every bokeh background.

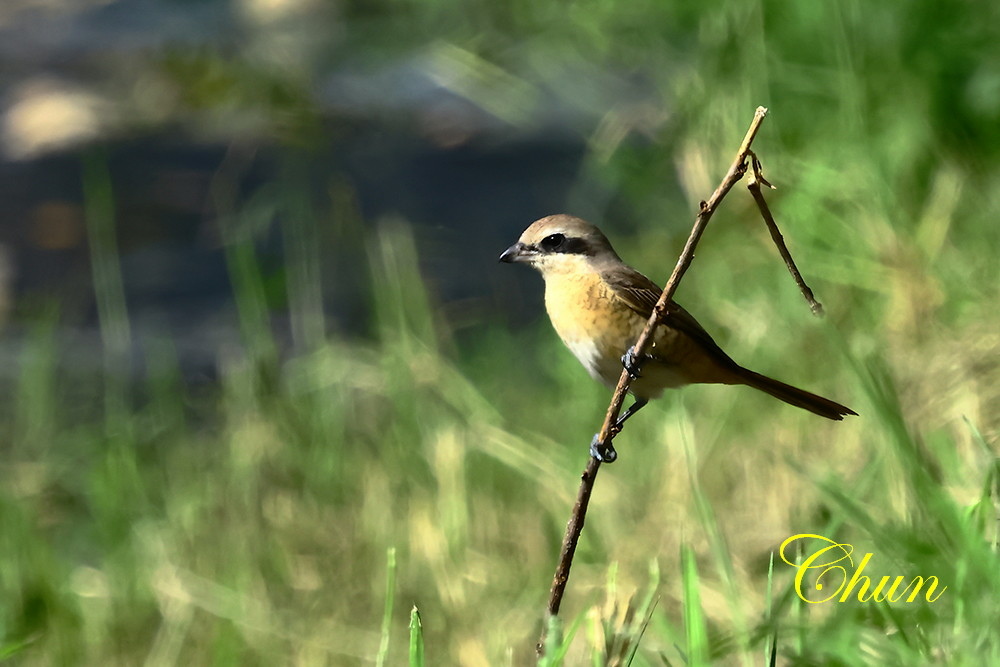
left=1, top=0, right=998, bottom=664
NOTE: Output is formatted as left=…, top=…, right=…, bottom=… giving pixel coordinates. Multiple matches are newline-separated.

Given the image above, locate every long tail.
left=736, top=368, right=857, bottom=421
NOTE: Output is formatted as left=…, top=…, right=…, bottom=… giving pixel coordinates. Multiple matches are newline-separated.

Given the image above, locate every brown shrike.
left=500, top=214, right=856, bottom=462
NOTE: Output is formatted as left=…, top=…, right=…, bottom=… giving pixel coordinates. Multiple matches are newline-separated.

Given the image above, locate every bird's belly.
left=563, top=336, right=617, bottom=384
left=544, top=273, right=695, bottom=398
left=563, top=332, right=689, bottom=397
left=550, top=309, right=696, bottom=399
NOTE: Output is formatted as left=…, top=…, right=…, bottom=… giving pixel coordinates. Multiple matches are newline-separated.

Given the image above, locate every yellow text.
left=779, top=534, right=946, bottom=604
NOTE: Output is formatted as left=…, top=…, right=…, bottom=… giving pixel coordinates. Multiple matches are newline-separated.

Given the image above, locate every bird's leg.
left=588, top=398, right=649, bottom=463
left=589, top=434, right=617, bottom=463
left=614, top=397, right=649, bottom=429
left=621, top=346, right=653, bottom=379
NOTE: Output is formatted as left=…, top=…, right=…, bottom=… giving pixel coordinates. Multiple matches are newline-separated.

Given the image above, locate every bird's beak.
left=499, top=242, right=531, bottom=263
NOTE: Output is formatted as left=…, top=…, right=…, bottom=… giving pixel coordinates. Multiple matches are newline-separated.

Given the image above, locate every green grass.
left=2, top=0, right=1000, bottom=663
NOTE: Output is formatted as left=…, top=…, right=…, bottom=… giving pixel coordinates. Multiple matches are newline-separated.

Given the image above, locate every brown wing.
left=600, top=266, right=739, bottom=369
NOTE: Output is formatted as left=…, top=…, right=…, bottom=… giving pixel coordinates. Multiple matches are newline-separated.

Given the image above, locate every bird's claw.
left=590, top=434, right=618, bottom=463
left=622, top=346, right=645, bottom=380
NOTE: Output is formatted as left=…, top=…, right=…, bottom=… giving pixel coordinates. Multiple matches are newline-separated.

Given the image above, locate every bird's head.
left=499, top=214, right=621, bottom=277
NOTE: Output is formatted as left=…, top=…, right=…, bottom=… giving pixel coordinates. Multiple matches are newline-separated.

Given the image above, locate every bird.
left=499, top=214, right=856, bottom=462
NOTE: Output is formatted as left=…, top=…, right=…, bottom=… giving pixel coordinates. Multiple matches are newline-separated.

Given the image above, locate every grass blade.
left=681, top=545, right=708, bottom=666
left=408, top=605, right=424, bottom=667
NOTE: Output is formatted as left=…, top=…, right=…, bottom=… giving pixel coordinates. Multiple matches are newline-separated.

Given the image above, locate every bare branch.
left=746, top=152, right=824, bottom=316
left=538, top=106, right=770, bottom=655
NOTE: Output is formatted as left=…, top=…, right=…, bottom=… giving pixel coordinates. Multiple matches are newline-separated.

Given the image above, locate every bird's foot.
left=621, top=346, right=648, bottom=380
left=590, top=434, right=618, bottom=463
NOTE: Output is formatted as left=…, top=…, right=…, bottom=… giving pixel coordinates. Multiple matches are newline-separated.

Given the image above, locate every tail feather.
left=737, top=368, right=857, bottom=421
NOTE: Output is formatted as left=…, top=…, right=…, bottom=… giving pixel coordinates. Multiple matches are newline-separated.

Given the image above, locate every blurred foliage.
left=1, top=0, right=999, bottom=664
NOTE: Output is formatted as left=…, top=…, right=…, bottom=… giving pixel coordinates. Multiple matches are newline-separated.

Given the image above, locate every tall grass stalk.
left=376, top=547, right=396, bottom=667
left=82, top=151, right=132, bottom=433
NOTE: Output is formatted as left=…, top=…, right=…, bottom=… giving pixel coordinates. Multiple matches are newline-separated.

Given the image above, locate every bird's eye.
left=539, top=233, right=566, bottom=251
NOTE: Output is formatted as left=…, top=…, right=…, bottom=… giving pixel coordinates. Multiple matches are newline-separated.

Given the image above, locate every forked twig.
left=746, top=152, right=824, bottom=316
left=538, top=106, right=770, bottom=655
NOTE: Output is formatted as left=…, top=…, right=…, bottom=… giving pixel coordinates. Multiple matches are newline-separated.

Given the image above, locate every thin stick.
left=538, top=106, right=770, bottom=654
left=746, top=153, right=824, bottom=316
